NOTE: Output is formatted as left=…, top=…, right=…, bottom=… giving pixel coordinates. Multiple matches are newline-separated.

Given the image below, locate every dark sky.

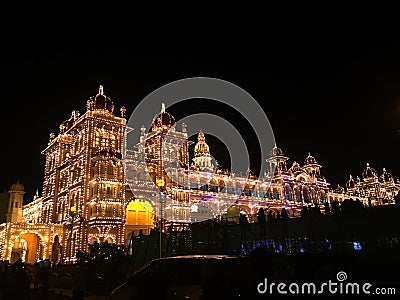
left=1, top=45, right=400, bottom=203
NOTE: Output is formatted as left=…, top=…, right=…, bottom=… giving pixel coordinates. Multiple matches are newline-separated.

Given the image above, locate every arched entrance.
left=125, top=200, right=154, bottom=243
left=11, top=233, right=43, bottom=264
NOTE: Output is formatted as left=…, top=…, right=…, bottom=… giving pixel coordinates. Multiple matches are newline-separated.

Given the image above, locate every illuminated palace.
left=0, top=86, right=399, bottom=264
left=125, top=104, right=400, bottom=225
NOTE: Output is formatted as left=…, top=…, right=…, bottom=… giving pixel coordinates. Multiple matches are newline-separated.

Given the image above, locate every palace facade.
left=125, top=103, right=400, bottom=225
left=0, top=86, right=398, bottom=264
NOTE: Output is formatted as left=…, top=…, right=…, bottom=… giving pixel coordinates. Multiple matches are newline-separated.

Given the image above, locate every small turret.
left=7, top=181, right=25, bottom=222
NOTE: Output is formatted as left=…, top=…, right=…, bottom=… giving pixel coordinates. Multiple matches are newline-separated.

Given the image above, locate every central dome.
left=304, top=153, right=318, bottom=165
left=362, top=163, right=377, bottom=179
left=152, top=103, right=175, bottom=130
left=93, top=85, right=114, bottom=113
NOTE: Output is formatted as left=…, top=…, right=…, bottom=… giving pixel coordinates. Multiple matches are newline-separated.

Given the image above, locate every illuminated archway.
left=125, top=200, right=154, bottom=243
left=11, top=233, right=43, bottom=264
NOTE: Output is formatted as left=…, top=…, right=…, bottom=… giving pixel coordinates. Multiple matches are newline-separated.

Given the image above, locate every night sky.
left=1, top=45, right=400, bottom=203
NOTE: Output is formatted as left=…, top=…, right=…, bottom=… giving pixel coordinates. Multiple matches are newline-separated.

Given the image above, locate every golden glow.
left=125, top=201, right=154, bottom=237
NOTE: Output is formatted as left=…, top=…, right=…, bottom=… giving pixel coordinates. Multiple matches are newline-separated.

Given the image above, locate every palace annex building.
left=1, top=86, right=399, bottom=264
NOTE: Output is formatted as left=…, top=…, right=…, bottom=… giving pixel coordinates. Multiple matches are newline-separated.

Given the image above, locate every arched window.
left=209, top=179, right=218, bottom=193
left=272, top=188, right=280, bottom=200
left=200, top=184, right=208, bottom=191
left=294, top=186, right=302, bottom=202
left=105, top=204, right=113, bottom=216
left=101, top=133, right=110, bottom=147
left=284, top=183, right=293, bottom=201
left=110, top=134, right=117, bottom=148
left=106, top=185, right=112, bottom=195
left=310, top=187, right=317, bottom=201
left=302, top=185, right=310, bottom=203
left=226, top=182, right=235, bottom=195
left=95, top=131, right=101, bottom=146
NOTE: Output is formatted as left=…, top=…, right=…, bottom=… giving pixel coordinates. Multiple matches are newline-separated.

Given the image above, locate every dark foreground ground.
left=1, top=249, right=399, bottom=299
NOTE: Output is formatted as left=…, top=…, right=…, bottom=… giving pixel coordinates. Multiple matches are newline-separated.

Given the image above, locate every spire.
left=34, top=189, right=39, bottom=200
left=367, top=162, right=370, bottom=167
left=349, top=174, right=353, bottom=180
left=99, top=85, right=104, bottom=95
left=192, top=129, right=213, bottom=172
left=161, top=103, right=165, bottom=113
left=141, top=125, right=146, bottom=134
left=198, top=130, right=205, bottom=142
left=120, top=106, right=126, bottom=118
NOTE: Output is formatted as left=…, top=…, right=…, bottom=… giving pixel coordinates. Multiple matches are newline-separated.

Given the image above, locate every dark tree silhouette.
left=257, top=208, right=267, bottom=241
left=310, top=204, right=321, bottom=216
left=301, top=206, right=309, bottom=218
left=331, top=201, right=340, bottom=214
left=324, top=202, right=331, bottom=215
left=257, top=208, right=266, bottom=223
left=76, top=241, right=130, bottom=295
left=354, top=199, right=365, bottom=211
left=267, top=210, right=274, bottom=221
left=281, top=208, right=289, bottom=219
left=239, top=213, right=248, bottom=224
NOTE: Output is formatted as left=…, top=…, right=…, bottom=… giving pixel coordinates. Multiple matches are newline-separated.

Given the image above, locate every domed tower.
left=192, top=131, right=214, bottom=172
left=362, top=163, right=378, bottom=182
left=303, top=153, right=322, bottom=179
left=346, top=175, right=356, bottom=192
left=151, top=103, right=175, bottom=133
left=266, top=145, right=288, bottom=176
left=143, top=103, right=189, bottom=185
left=7, top=181, right=25, bottom=222
left=380, top=168, right=394, bottom=185
left=40, top=85, right=128, bottom=261
left=86, top=85, right=115, bottom=114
